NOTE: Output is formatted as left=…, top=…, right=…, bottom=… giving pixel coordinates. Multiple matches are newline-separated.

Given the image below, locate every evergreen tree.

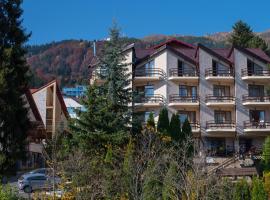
left=99, top=22, right=132, bottom=133
left=162, top=162, right=178, bottom=200
left=251, top=177, right=267, bottom=200
left=169, top=113, right=181, bottom=141
left=0, top=0, right=30, bottom=175
left=262, top=136, right=270, bottom=172
left=233, top=179, right=250, bottom=200
left=229, top=20, right=254, bottom=48
left=248, top=35, right=269, bottom=52
left=147, top=112, right=155, bottom=130
left=157, top=107, right=170, bottom=134
left=181, top=118, right=192, bottom=140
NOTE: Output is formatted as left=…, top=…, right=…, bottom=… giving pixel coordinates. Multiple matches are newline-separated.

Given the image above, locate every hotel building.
left=89, top=39, right=270, bottom=156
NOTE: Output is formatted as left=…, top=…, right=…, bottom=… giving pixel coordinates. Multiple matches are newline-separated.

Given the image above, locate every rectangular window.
left=145, top=85, right=154, bottom=97
left=178, top=60, right=183, bottom=76
left=249, top=110, right=265, bottom=122
left=178, top=111, right=196, bottom=124
left=214, top=111, right=231, bottom=123
left=248, top=85, right=264, bottom=97
left=145, top=60, right=155, bottom=76
left=213, top=85, right=230, bottom=96
left=179, top=85, right=197, bottom=97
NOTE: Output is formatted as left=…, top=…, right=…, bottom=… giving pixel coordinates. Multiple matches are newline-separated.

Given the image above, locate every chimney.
left=93, top=40, right=96, bottom=57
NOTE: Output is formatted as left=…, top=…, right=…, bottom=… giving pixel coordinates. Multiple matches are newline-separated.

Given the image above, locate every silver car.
left=18, top=173, right=60, bottom=193
left=27, top=168, right=52, bottom=175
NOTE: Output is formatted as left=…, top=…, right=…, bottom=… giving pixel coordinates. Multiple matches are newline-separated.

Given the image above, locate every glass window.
left=213, top=85, right=230, bottom=96
left=250, top=110, right=265, bottom=122
left=145, top=60, right=154, bottom=76
left=145, top=85, right=154, bottom=97
left=248, top=85, right=264, bottom=97
left=179, top=85, right=197, bottom=97
left=178, top=111, right=196, bottom=124
left=214, top=111, right=231, bottom=123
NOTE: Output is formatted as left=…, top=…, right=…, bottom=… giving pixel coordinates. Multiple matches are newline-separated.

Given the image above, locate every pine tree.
left=233, top=179, right=250, bottom=200
left=248, top=35, right=269, bottom=52
left=100, top=22, right=132, bottom=134
left=229, top=20, right=254, bottom=48
left=181, top=119, right=193, bottom=156
left=262, top=136, right=270, bottom=172
left=251, top=177, right=267, bottom=200
left=0, top=0, right=31, bottom=175
left=169, top=113, right=181, bottom=141
left=157, top=107, right=170, bottom=134
left=147, top=112, right=155, bottom=130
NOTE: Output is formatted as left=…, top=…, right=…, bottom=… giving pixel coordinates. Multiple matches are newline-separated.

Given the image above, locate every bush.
left=251, top=177, right=267, bottom=200
left=157, top=107, right=169, bottom=134
left=233, top=179, right=250, bottom=200
left=0, top=184, right=21, bottom=200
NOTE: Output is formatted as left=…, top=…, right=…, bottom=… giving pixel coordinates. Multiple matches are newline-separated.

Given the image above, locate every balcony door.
left=248, top=85, right=264, bottom=97
left=179, top=85, right=197, bottom=97
left=249, top=110, right=265, bottom=123
left=177, top=60, right=183, bottom=76
left=214, top=111, right=231, bottom=123
left=213, top=85, right=230, bottom=97
left=247, top=59, right=263, bottom=75
left=178, top=111, right=196, bottom=124
left=145, top=60, right=154, bottom=76
left=212, top=60, right=229, bottom=76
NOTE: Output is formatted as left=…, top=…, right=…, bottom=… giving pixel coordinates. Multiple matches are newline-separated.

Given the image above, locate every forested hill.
left=26, top=31, right=270, bottom=88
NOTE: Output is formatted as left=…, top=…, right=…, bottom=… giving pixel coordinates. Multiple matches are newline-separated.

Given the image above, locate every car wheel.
left=23, top=186, right=32, bottom=193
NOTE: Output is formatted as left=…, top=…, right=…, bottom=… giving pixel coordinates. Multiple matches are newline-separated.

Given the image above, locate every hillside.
left=26, top=31, right=270, bottom=88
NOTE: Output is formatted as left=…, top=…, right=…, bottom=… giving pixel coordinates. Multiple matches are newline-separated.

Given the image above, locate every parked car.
left=18, top=173, right=61, bottom=193
left=27, top=168, right=52, bottom=175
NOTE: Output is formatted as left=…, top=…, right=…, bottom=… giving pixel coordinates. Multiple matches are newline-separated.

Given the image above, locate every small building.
left=64, top=97, right=85, bottom=118
left=62, top=85, right=87, bottom=98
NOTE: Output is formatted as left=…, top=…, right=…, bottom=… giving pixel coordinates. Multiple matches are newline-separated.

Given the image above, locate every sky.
left=22, top=0, right=270, bottom=45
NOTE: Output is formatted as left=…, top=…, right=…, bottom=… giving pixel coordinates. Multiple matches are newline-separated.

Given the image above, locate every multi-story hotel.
left=89, top=39, right=270, bottom=156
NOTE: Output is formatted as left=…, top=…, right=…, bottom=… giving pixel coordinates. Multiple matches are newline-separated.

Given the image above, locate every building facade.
left=89, top=39, right=270, bottom=156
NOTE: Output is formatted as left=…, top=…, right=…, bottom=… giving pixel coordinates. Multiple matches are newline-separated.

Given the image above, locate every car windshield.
left=30, top=169, right=45, bottom=174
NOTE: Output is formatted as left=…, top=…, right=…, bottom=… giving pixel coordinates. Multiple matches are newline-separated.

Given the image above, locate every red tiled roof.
left=246, top=48, right=270, bottom=63
left=152, top=38, right=195, bottom=49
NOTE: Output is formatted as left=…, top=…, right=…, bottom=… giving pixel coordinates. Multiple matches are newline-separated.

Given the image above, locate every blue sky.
left=22, top=0, right=270, bottom=45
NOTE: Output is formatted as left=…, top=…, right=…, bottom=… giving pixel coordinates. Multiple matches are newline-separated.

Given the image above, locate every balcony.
left=205, top=69, right=234, bottom=83
left=168, top=68, right=199, bottom=83
left=133, top=68, right=165, bottom=85
left=134, top=95, right=165, bottom=110
left=168, top=95, right=199, bottom=108
left=242, top=95, right=270, bottom=107
left=206, top=120, right=236, bottom=136
left=205, top=95, right=235, bottom=107
left=190, top=122, right=201, bottom=134
left=241, top=69, right=270, bottom=82
left=243, top=121, right=270, bottom=135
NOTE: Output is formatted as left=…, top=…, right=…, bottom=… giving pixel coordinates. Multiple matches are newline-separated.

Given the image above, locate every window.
left=249, top=110, right=265, bottom=122
left=178, top=60, right=183, bottom=76
left=248, top=85, right=264, bottom=97
left=213, top=85, right=230, bottom=96
left=214, top=111, right=231, bottom=123
left=28, top=175, right=47, bottom=181
left=179, top=85, right=197, bottom=97
left=212, top=60, right=230, bottom=76
left=247, top=59, right=263, bottom=75
left=145, top=85, right=154, bottom=97
left=178, top=111, right=196, bottom=124
left=145, top=60, right=155, bottom=76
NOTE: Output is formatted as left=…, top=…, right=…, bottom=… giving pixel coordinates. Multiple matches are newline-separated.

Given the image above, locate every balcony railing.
left=241, top=69, right=270, bottom=77
left=169, top=95, right=199, bottom=103
left=242, top=95, right=270, bottom=103
left=244, top=121, right=270, bottom=129
left=206, top=120, right=235, bottom=129
left=169, top=68, right=199, bottom=77
left=205, top=95, right=235, bottom=103
left=205, top=69, right=234, bottom=77
left=134, top=94, right=165, bottom=104
left=134, top=68, right=165, bottom=77
left=190, top=122, right=200, bottom=130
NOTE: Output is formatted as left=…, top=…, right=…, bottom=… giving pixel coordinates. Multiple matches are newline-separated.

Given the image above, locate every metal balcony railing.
left=169, top=68, right=199, bottom=77
left=206, top=120, right=235, bottom=129
left=134, top=68, right=165, bottom=77
left=134, top=94, right=165, bottom=104
left=190, top=122, right=200, bottom=130
left=205, top=69, right=234, bottom=77
left=241, top=69, right=270, bottom=77
left=205, top=95, right=235, bottom=103
left=244, top=121, right=270, bottom=129
left=169, top=95, right=199, bottom=103
left=242, top=95, right=270, bottom=103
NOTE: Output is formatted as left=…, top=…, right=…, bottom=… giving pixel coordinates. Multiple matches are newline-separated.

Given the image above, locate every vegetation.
left=0, top=0, right=30, bottom=176
left=233, top=179, right=250, bottom=200
left=0, top=184, right=21, bottom=200
left=157, top=107, right=170, bottom=134
left=262, top=136, right=270, bottom=172
left=169, top=113, right=181, bottom=140
left=229, top=20, right=269, bottom=53
left=251, top=177, right=267, bottom=200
